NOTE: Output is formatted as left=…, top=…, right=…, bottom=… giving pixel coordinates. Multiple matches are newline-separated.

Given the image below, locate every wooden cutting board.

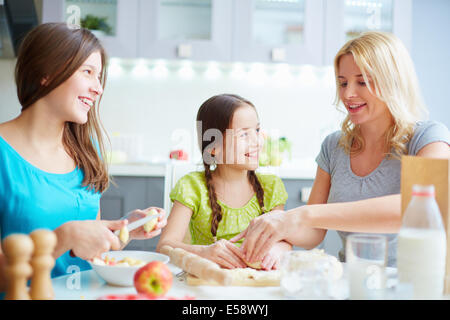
left=186, top=269, right=280, bottom=287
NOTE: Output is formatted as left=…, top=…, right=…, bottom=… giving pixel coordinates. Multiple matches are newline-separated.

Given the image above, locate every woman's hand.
left=260, top=241, right=292, bottom=271
left=58, top=219, right=127, bottom=261
left=199, top=239, right=247, bottom=269
left=230, top=210, right=289, bottom=265
left=127, top=207, right=167, bottom=240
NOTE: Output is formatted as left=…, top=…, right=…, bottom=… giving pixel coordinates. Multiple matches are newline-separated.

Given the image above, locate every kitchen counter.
left=108, top=159, right=317, bottom=180
left=109, top=163, right=167, bottom=177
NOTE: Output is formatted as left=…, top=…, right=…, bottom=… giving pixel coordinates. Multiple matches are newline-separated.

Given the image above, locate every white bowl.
left=88, top=250, right=170, bottom=287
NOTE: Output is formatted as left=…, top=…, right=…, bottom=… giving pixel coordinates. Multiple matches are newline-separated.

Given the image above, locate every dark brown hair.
left=196, top=94, right=265, bottom=238
left=15, top=23, right=109, bottom=193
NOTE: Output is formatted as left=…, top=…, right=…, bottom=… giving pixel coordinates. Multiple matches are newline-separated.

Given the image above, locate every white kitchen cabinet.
left=41, top=0, right=412, bottom=65
left=233, top=0, right=325, bottom=65
left=42, top=0, right=139, bottom=58
left=138, top=0, right=233, bottom=61
left=323, top=0, right=412, bottom=65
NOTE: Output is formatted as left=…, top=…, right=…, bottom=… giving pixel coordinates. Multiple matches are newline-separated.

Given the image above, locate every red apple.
left=133, top=261, right=173, bottom=298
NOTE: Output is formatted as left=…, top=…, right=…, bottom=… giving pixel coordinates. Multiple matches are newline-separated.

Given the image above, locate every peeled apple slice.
left=245, top=260, right=263, bottom=270
left=143, top=208, right=159, bottom=233
left=119, top=226, right=129, bottom=243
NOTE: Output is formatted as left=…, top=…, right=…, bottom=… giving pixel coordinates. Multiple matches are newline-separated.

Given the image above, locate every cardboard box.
left=401, top=155, right=450, bottom=294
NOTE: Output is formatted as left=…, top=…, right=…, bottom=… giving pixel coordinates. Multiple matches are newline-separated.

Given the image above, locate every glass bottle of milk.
left=397, top=184, right=447, bottom=299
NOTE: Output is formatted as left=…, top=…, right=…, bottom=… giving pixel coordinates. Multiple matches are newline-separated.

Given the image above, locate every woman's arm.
left=417, top=141, right=449, bottom=158
left=287, top=194, right=401, bottom=235
left=237, top=167, right=331, bottom=263
left=288, top=142, right=449, bottom=237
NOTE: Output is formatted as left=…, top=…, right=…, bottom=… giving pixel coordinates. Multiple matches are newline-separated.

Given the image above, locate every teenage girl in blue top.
left=0, top=23, right=167, bottom=292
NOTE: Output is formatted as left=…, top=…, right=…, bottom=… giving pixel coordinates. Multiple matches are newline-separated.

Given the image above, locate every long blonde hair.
left=333, top=31, right=428, bottom=158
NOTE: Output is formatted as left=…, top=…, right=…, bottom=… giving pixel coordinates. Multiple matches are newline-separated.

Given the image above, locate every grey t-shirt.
left=315, top=120, right=450, bottom=267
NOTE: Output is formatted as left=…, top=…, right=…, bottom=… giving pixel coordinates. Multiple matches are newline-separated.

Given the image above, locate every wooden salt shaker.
left=29, top=229, right=57, bottom=300
left=2, top=234, right=34, bottom=300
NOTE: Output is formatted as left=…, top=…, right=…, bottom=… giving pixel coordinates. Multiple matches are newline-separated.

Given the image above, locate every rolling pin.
left=160, top=245, right=232, bottom=286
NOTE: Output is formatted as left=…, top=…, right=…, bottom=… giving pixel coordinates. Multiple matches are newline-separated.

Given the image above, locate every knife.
left=114, top=213, right=162, bottom=236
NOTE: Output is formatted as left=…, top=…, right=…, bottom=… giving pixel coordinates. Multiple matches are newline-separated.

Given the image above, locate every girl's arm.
left=156, top=201, right=247, bottom=269
left=156, top=201, right=199, bottom=254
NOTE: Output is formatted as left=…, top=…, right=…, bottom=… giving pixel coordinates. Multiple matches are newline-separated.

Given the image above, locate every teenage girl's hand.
left=199, top=239, right=247, bottom=269
left=230, top=210, right=287, bottom=265
left=127, top=207, right=167, bottom=240
left=60, top=219, right=127, bottom=261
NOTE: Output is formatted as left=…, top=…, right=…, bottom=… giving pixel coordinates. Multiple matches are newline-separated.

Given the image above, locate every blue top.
left=315, top=120, right=450, bottom=267
left=0, top=136, right=101, bottom=279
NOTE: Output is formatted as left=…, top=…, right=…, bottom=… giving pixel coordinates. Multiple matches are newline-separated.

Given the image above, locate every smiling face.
left=337, top=53, right=392, bottom=127
left=215, top=104, right=263, bottom=171
left=41, top=51, right=104, bottom=124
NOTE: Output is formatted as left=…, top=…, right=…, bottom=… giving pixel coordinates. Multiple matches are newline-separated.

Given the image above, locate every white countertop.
left=108, top=159, right=317, bottom=180
left=109, top=163, right=167, bottom=177
left=51, top=263, right=414, bottom=300
left=52, top=264, right=286, bottom=300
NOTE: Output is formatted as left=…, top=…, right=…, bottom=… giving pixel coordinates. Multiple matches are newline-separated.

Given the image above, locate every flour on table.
left=283, top=249, right=343, bottom=280
left=226, top=268, right=281, bottom=282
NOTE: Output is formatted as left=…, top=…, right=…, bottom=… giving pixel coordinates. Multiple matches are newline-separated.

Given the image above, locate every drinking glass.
left=346, top=234, right=387, bottom=300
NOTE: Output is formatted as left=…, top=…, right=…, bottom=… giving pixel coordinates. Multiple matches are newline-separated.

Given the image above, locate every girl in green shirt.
left=157, top=94, right=291, bottom=270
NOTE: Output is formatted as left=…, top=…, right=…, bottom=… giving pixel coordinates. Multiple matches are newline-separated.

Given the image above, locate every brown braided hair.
left=196, top=94, right=266, bottom=238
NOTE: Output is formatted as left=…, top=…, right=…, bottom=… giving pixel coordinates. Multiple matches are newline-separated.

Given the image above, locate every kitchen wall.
left=0, top=0, right=448, bottom=163
left=99, top=61, right=342, bottom=163
left=0, top=58, right=343, bottom=163
left=411, top=0, right=450, bottom=128
left=0, top=59, right=20, bottom=120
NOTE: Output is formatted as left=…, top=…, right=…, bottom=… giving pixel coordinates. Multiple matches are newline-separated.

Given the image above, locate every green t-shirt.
left=169, top=171, right=288, bottom=245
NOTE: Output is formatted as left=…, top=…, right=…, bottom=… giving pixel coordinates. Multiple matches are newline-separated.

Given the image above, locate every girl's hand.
left=199, top=239, right=247, bottom=269
left=230, top=210, right=288, bottom=265
left=62, top=219, right=127, bottom=261
left=127, top=207, right=167, bottom=240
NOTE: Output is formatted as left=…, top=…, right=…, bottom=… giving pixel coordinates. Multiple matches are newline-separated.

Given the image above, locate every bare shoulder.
left=0, top=120, right=19, bottom=144
left=0, top=119, right=17, bottom=134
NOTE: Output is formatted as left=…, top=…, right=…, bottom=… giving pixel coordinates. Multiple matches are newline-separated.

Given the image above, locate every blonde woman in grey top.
left=232, top=31, right=450, bottom=267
